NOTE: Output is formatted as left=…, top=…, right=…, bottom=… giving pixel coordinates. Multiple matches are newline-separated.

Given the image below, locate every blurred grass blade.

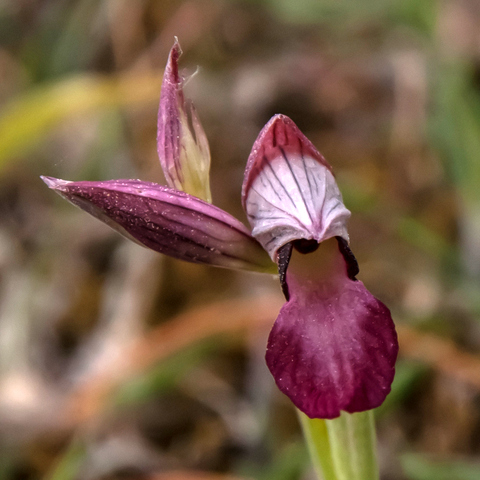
left=262, top=0, right=437, bottom=34
left=397, top=216, right=457, bottom=264
left=431, top=65, right=480, bottom=277
left=0, top=72, right=162, bottom=169
left=45, top=438, right=86, bottom=480
left=113, top=341, right=216, bottom=408
left=402, top=453, right=480, bottom=480
left=432, top=67, right=480, bottom=204
left=375, top=360, right=428, bottom=417
left=256, top=442, right=308, bottom=480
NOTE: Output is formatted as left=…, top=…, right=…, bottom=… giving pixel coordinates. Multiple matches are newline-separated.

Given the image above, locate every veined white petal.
left=243, top=115, right=350, bottom=260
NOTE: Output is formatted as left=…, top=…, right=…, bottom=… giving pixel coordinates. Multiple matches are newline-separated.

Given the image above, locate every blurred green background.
left=1, top=1, right=480, bottom=479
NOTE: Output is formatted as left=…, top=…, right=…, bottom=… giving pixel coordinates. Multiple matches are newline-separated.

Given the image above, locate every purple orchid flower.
left=242, top=115, right=398, bottom=418
left=42, top=41, right=398, bottom=419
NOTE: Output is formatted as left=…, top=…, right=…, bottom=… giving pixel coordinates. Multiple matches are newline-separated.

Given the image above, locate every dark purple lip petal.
left=41, top=176, right=273, bottom=273
left=266, top=246, right=398, bottom=419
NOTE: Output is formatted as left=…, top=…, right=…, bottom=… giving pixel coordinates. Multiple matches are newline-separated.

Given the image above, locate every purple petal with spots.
left=42, top=176, right=273, bottom=272
left=266, top=242, right=398, bottom=419
left=242, top=114, right=350, bottom=260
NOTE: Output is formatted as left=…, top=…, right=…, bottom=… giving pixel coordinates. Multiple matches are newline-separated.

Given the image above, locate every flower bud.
left=157, top=39, right=212, bottom=202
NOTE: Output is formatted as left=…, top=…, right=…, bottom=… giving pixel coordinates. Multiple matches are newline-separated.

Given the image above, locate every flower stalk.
left=299, top=410, right=379, bottom=480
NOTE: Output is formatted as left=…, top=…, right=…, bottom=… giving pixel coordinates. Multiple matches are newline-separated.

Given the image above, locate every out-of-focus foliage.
left=0, top=73, right=162, bottom=170
left=401, top=454, right=480, bottom=480
left=259, top=0, right=438, bottom=34
left=2, top=0, right=480, bottom=479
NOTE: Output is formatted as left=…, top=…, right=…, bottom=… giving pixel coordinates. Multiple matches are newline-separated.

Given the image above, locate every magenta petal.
left=42, top=176, right=272, bottom=272
left=266, top=248, right=398, bottom=419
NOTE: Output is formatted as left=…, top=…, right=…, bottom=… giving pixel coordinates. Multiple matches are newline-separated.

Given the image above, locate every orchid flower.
left=42, top=40, right=398, bottom=420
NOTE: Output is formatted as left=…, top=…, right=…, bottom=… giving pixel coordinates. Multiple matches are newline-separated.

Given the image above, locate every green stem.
left=299, top=410, right=379, bottom=480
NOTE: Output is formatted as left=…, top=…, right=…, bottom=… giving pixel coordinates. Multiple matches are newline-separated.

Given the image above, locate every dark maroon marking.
left=277, top=242, right=293, bottom=300
left=293, top=238, right=319, bottom=254
left=336, top=236, right=359, bottom=280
